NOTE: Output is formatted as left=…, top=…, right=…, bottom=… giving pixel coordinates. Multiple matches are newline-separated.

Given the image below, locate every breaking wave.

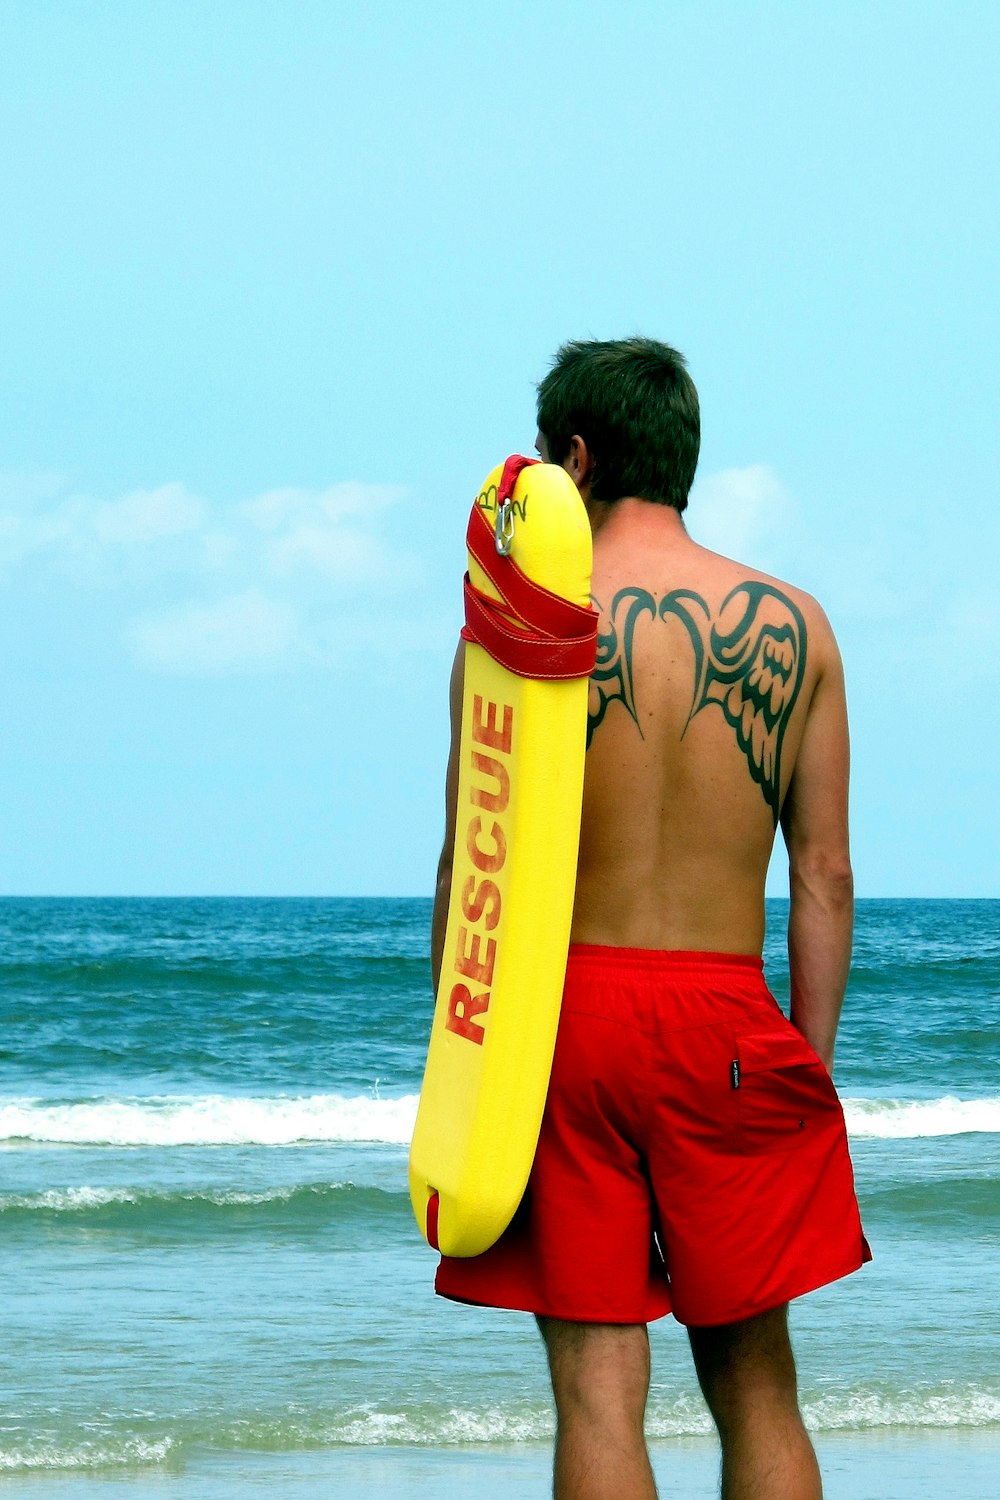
left=1, top=1092, right=997, bottom=1148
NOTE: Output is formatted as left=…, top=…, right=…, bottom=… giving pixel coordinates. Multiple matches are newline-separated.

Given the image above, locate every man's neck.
left=585, top=494, right=689, bottom=542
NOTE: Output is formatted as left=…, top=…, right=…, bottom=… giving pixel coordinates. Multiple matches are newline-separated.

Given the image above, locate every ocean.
left=1, top=897, right=997, bottom=1482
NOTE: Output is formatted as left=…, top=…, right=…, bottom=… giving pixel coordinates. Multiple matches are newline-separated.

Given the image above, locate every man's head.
left=536, top=337, right=700, bottom=512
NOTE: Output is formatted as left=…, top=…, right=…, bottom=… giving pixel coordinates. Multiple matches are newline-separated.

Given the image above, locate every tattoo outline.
left=587, top=587, right=657, bottom=746
left=588, top=582, right=807, bottom=823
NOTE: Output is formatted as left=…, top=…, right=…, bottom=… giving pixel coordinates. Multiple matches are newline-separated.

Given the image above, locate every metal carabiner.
left=494, top=499, right=515, bottom=556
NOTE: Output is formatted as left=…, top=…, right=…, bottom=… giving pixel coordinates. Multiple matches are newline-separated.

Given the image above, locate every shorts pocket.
left=733, top=1030, right=841, bottom=1155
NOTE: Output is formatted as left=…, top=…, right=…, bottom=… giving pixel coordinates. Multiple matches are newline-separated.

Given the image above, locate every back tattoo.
left=588, top=583, right=807, bottom=824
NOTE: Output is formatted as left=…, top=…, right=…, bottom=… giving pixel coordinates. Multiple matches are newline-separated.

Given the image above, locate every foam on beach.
left=3, top=1385, right=999, bottom=1474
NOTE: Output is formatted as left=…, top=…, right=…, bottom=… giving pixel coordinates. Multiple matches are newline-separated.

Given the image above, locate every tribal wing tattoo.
left=659, top=582, right=807, bottom=823
left=588, top=582, right=807, bottom=822
left=587, top=587, right=657, bottom=747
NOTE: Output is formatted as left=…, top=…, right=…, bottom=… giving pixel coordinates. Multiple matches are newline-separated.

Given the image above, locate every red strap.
left=466, top=504, right=597, bottom=642
left=461, top=456, right=598, bottom=681
left=426, top=1190, right=440, bottom=1251
left=497, top=453, right=538, bottom=503
left=462, top=578, right=599, bottom=680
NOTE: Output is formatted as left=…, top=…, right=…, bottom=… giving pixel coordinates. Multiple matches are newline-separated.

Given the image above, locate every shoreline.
left=6, top=1429, right=1000, bottom=1498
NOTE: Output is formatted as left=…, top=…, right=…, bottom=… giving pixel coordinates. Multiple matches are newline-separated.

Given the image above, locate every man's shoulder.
left=590, top=514, right=841, bottom=677
left=725, top=557, right=832, bottom=629
left=683, top=543, right=840, bottom=668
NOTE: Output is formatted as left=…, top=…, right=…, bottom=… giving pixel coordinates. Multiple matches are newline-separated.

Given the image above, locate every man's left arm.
left=780, top=638, right=853, bottom=1074
left=430, top=642, right=466, bottom=994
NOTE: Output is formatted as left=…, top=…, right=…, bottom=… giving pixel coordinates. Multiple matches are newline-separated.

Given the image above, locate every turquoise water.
left=1, top=898, right=998, bottom=1474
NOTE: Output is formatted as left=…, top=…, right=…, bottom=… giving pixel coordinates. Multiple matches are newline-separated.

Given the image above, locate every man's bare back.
left=575, top=494, right=849, bottom=956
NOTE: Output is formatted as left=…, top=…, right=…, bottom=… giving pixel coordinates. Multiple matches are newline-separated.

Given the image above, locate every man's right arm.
left=430, top=643, right=465, bottom=995
left=779, top=631, right=854, bottom=1074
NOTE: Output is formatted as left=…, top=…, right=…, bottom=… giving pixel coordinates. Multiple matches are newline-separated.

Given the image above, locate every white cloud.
left=92, top=484, right=205, bottom=545
left=241, top=481, right=403, bottom=532
left=238, top=483, right=413, bottom=585
left=687, top=463, right=791, bottom=561
left=131, top=592, right=300, bottom=675
left=0, top=471, right=418, bottom=674
left=0, top=480, right=206, bottom=578
left=265, top=521, right=392, bottom=583
left=0, top=474, right=408, bottom=588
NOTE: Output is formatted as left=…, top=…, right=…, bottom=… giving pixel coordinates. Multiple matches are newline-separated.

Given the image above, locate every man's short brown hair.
left=536, top=337, right=700, bottom=511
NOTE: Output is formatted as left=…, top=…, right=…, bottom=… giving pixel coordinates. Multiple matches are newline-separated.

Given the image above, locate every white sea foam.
left=2, top=1387, right=999, bottom=1468
left=331, top=1405, right=555, bottom=1446
left=0, top=1092, right=996, bottom=1148
left=843, top=1095, right=1000, bottom=1138
left=334, top=1384, right=1000, bottom=1443
left=0, top=1185, right=143, bottom=1212
left=803, top=1388, right=1000, bottom=1431
left=0, top=1437, right=172, bottom=1472
left=0, top=1183, right=353, bottom=1213
left=0, top=1093, right=419, bottom=1147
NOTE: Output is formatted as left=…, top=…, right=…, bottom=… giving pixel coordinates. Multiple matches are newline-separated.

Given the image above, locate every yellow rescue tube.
left=409, top=458, right=595, bottom=1258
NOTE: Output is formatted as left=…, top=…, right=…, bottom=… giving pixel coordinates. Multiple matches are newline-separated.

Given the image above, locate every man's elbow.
left=789, top=850, right=854, bottom=910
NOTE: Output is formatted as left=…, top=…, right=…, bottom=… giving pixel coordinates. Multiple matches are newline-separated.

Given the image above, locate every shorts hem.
left=672, top=1239, right=872, bottom=1328
left=434, top=1282, right=673, bottom=1326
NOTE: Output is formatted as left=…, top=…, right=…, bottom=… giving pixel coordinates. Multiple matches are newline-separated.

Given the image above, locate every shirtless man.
left=432, top=338, right=869, bottom=1500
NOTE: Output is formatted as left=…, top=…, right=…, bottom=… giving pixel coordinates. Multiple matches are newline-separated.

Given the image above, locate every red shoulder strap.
left=459, top=458, right=598, bottom=681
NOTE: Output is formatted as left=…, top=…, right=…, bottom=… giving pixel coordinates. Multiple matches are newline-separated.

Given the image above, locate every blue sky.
left=1, top=1, right=997, bottom=896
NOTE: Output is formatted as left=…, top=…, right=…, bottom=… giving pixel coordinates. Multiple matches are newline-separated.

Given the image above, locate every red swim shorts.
left=435, top=945, right=870, bottom=1327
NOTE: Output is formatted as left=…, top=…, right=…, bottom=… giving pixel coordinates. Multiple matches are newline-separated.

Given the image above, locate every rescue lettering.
left=472, top=696, right=513, bottom=753
left=460, top=875, right=501, bottom=931
left=446, top=983, right=490, bottom=1044
left=466, top=816, right=506, bottom=874
left=444, top=695, right=515, bottom=1045
left=453, top=925, right=497, bottom=987
left=470, top=752, right=509, bottom=813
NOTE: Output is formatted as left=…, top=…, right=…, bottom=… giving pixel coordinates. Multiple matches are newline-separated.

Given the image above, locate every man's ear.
left=563, top=434, right=594, bottom=495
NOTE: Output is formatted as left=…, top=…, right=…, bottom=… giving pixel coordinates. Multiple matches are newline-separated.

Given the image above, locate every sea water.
left=0, top=897, right=997, bottom=1474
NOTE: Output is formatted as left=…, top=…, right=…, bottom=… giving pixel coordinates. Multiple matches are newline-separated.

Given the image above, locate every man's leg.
left=537, top=1317, right=658, bottom=1500
left=687, top=1305, right=821, bottom=1500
